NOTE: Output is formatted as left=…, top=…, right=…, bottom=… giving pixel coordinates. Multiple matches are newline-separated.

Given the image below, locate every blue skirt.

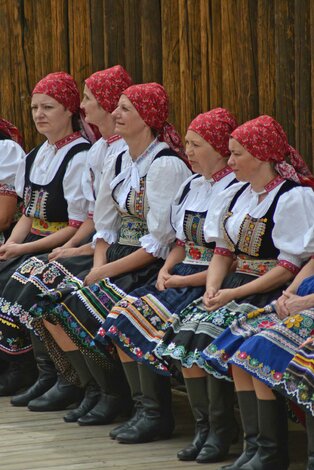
left=202, top=275, right=314, bottom=415
left=98, top=262, right=207, bottom=375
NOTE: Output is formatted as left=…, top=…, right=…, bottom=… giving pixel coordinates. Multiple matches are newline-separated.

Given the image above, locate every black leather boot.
left=116, top=364, right=175, bottom=443
left=0, top=357, right=38, bottom=396
left=307, top=413, right=314, bottom=470
left=27, top=374, right=83, bottom=411
left=11, top=334, right=57, bottom=406
left=196, top=377, right=238, bottom=463
left=177, top=376, right=209, bottom=461
left=220, top=391, right=258, bottom=469
left=0, top=360, right=8, bottom=374
left=110, top=361, right=143, bottom=439
left=78, top=357, right=132, bottom=426
left=240, top=398, right=289, bottom=470
left=63, top=351, right=101, bottom=423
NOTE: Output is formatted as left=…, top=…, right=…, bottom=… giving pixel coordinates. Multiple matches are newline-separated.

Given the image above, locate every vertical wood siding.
left=0, top=0, right=313, bottom=168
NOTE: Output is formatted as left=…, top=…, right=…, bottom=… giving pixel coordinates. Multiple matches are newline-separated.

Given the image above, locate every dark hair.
left=0, top=130, right=11, bottom=141
left=72, top=114, right=81, bottom=132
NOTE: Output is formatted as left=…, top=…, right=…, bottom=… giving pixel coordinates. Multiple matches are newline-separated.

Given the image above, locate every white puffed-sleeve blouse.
left=0, top=140, right=25, bottom=196
left=81, top=136, right=127, bottom=217
left=93, top=139, right=191, bottom=259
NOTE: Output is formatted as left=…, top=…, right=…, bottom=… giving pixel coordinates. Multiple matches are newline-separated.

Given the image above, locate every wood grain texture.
left=0, top=0, right=312, bottom=164
left=0, top=394, right=307, bottom=470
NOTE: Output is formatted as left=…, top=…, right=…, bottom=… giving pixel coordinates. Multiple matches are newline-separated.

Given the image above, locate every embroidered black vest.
left=111, top=149, right=189, bottom=246
left=223, top=180, right=299, bottom=258
left=23, top=142, right=91, bottom=222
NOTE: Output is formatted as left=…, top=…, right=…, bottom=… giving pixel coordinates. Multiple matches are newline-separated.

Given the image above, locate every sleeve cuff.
left=214, top=247, right=235, bottom=258
left=0, top=183, right=17, bottom=198
left=92, top=230, right=118, bottom=247
left=69, top=219, right=83, bottom=228
left=175, top=239, right=185, bottom=247
left=140, top=234, right=170, bottom=259
left=277, top=259, right=300, bottom=275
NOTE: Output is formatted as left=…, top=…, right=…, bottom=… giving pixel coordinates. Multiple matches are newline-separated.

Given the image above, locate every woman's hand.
left=275, top=292, right=290, bottom=320
left=0, top=242, right=26, bottom=261
left=164, top=275, right=187, bottom=289
left=202, top=286, right=218, bottom=308
left=48, top=246, right=80, bottom=261
left=84, top=266, right=107, bottom=286
left=300, top=336, right=314, bottom=348
left=277, top=290, right=312, bottom=319
left=156, top=268, right=172, bottom=291
left=203, top=288, right=235, bottom=311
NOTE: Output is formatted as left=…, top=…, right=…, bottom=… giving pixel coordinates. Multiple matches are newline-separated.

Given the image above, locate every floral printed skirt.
left=275, top=341, right=314, bottom=416
left=154, top=272, right=283, bottom=375
left=203, top=275, right=314, bottom=416
left=30, top=243, right=163, bottom=371
left=0, top=248, right=93, bottom=360
left=0, top=233, right=61, bottom=360
left=98, top=263, right=207, bottom=375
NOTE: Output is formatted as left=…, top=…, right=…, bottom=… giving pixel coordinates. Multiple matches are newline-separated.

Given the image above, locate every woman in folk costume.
left=0, top=117, right=25, bottom=246
left=203, top=254, right=314, bottom=470
left=0, top=72, right=92, bottom=396
left=3, top=66, right=133, bottom=413
left=154, top=115, right=314, bottom=465
left=26, top=82, right=191, bottom=426
left=91, top=108, right=240, bottom=444
left=49, top=65, right=131, bottom=261
left=0, top=118, right=25, bottom=375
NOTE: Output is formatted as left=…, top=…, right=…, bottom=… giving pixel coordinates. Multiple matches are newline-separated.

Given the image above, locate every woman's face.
left=31, top=94, right=72, bottom=140
left=112, top=95, right=147, bottom=138
left=185, top=130, right=223, bottom=177
left=228, top=138, right=263, bottom=182
left=81, top=85, right=110, bottom=128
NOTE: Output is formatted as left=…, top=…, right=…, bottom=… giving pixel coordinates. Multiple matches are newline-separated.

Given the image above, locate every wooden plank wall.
left=0, top=0, right=313, bottom=168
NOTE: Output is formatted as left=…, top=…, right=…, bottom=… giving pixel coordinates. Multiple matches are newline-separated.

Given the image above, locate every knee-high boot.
left=0, top=355, right=38, bottom=397
left=307, top=413, right=314, bottom=470
left=11, top=334, right=57, bottom=406
left=109, top=361, right=143, bottom=439
left=27, top=370, right=83, bottom=411
left=196, top=376, right=238, bottom=463
left=62, top=351, right=101, bottom=422
left=78, top=357, right=132, bottom=426
left=116, top=364, right=175, bottom=443
left=220, top=391, right=259, bottom=469
left=240, top=397, right=289, bottom=470
left=177, top=377, right=210, bottom=461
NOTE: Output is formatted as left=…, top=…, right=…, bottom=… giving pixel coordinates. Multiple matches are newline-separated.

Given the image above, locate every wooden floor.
left=0, top=391, right=307, bottom=470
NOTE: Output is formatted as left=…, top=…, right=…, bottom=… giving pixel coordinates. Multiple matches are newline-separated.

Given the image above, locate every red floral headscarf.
left=85, top=65, right=133, bottom=113
left=188, top=108, right=238, bottom=157
left=0, top=118, right=23, bottom=147
left=32, top=72, right=80, bottom=115
left=32, top=72, right=99, bottom=142
left=231, top=115, right=314, bottom=187
left=123, top=83, right=186, bottom=159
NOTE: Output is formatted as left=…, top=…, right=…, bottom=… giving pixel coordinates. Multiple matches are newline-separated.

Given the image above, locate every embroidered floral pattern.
left=107, top=324, right=169, bottom=374
left=188, top=109, right=237, bottom=158
left=237, top=215, right=267, bottom=257
left=284, top=314, right=304, bottom=329
left=236, top=256, right=277, bottom=277
left=85, top=66, right=133, bottom=113
left=118, top=215, right=148, bottom=247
